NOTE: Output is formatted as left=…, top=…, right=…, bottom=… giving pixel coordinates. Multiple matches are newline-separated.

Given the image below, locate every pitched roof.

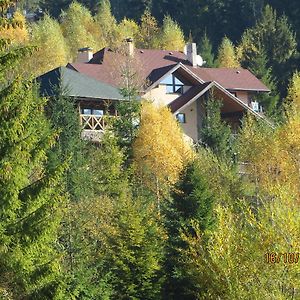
left=169, top=80, right=268, bottom=122
left=67, top=47, right=270, bottom=92
left=169, top=83, right=211, bottom=113
left=191, top=67, right=270, bottom=92
left=37, top=66, right=125, bottom=100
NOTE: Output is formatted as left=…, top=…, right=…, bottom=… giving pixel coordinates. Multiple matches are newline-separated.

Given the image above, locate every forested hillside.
left=1, top=0, right=300, bottom=299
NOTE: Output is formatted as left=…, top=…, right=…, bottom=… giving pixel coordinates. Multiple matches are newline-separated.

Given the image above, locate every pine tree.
left=199, top=31, right=215, bottom=67
left=238, top=5, right=297, bottom=97
left=99, top=192, right=165, bottom=299
left=217, top=36, right=240, bottom=68
left=0, top=4, right=67, bottom=297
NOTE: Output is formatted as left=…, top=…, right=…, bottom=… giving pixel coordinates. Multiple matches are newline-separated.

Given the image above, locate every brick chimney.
left=186, top=43, right=197, bottom=67
left=126, top=37, right=134, bottom=56
left=77, top=47, right=93, bottom=63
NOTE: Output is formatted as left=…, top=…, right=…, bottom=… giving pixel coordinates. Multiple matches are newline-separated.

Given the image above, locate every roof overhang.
left=170, top=81, right=272, bottom=125
left=144, top=62, right=204, bottom=93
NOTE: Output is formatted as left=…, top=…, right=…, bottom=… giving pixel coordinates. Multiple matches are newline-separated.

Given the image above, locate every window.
left=81, top=108, right=104, bottom=116
left=161, top=74, right=184, bottom=94
left=176, top=113, right=186, bottom=123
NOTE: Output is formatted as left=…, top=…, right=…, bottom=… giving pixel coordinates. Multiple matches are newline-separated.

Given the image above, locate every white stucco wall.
left=178, top=100, right=198, bottom=141
left=143, top=84, right=192, bottom=106
left=144, top=84, right=178, bottom=106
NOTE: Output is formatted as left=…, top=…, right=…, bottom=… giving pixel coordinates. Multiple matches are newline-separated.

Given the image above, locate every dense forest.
left=1, top=0, right=300, bottom=299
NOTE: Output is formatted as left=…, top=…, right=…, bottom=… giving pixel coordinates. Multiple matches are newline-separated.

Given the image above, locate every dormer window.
left=161, top=74, right=184, bottom=94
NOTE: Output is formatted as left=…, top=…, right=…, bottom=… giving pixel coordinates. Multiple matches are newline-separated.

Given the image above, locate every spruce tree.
left=0, top=79, right=67, bottom=299
left=199, top=32, right=215, bottom=67
left=163, top=157, right=217, bottom=299
left=238, top=5, right=297, bottom=97
left=246, top=46, right=279, bottom=113
left=0, top=4, right=67, bottom=297
left=201, top=93, right=233, bottom=160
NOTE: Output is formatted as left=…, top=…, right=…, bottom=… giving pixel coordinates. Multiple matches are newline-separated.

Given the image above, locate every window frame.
left=176, top=113, right=186, bottom=123
left=162, top=74, right=184, bottom=94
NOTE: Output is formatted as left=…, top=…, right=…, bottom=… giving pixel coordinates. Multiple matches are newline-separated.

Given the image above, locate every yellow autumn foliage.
left=133, top=101, right=193, bottom=193
left=217, top=36, right=240, bottom=68
left=0, top=11, right=28, bottom=44
left=238, top=112, right=300, bottom=200
left=286, top=71, right=300, bottom=110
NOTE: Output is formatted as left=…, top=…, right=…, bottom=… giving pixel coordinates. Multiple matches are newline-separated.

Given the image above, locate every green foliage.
left=95, top=0, right=120, bottom=49
left=163, top=156, right=217, bottom=298
left=201, top=93, right=233, bottom=160
left=89, top=131, right=128, bottom=198
left=60, top=1, right=101, bottom=59
left=238, top=5, right=297, bottom=97
left=199, top=32, right=215, bottom=67
left=99, top=193, right=165, bottom=299
left=246, top=46, right=279, bottom=113
left=29, top=15, right=69, bottom=76
left=0, top=79, right=67, bottom=299
left=46, top=89, right=90, bottom=201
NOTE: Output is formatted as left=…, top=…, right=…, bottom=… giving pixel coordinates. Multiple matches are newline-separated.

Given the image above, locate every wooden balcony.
left=80, top=114, right=107, bottom=141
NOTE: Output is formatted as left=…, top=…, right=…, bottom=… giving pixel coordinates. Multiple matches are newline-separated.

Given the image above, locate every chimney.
left=126, top=37, right=134, bottom=56
left=77, top=47, right=93, bottom=63
left=186, top=43, right=197, bottom=67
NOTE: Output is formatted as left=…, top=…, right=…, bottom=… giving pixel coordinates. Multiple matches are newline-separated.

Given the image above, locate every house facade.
left=39, top=41, right=270, bottom=142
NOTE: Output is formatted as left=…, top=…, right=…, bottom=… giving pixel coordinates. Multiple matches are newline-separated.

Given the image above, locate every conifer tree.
left=246, top=45, right=279, bottom=113
left=286, top=71, right=300, bottom=109
left=163, top=156, right=217, bottom=298
left=238, top=5, right=297, bottom=96
left=60, top=1, right=100, bottom=59
left=217, top=36, right=240, bottom=68
left=29, top=15, right=69, bottom=76
left=0, top=4, right=67, bottom=297
left=156, top=15, right=185, bottom=51
left=201, top=93, right=233, bottom=160
left=199, top=32, right=215, bottom=67
left=0, top=80, right=67, bottom=299
left=98, top=192, right=165, bottom=299
left=137, top=8, right=159, bottom=48
left=95, top=0, right=120, bottom=49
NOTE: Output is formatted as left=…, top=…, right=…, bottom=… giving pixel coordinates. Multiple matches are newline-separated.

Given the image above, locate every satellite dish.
left=196, top=55, right=204, bottom=66
left=183, top=45, right=187, bottom=55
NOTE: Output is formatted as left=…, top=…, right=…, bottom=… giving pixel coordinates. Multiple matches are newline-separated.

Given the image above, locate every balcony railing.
left=80, top=114, right=106, bottom=132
